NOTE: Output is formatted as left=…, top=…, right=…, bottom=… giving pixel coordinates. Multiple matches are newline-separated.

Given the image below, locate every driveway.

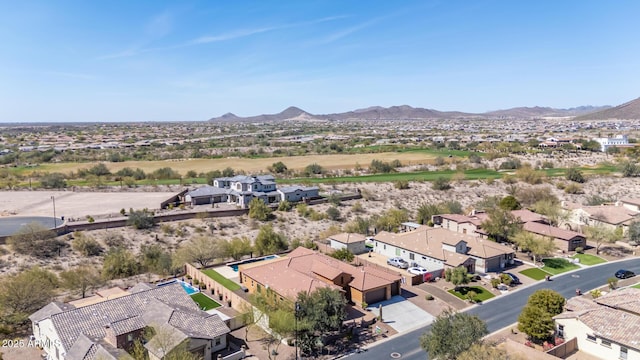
left=366, top=295, right=435, bottom=333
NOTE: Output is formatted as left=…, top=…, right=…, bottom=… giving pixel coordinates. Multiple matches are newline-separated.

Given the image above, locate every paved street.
left=346, top=258, right=640, bottom=360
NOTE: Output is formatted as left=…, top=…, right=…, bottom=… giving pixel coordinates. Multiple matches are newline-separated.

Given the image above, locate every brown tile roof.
left=621, top=198, right=640, bottom=206
left=581, top=205, right=639, bottom=225
left=555, top=288, right=640, bottom=350
left=329, top=233, right=366, bottom=244
left=241, top=247, right=400, bottom=301
left=523, top=222, right=585, bottom=241
left=439, top=214, right=473, bottom=223
left=373, top=227, right=513, bottom=261
left=511, top=209, right=547, bottom=223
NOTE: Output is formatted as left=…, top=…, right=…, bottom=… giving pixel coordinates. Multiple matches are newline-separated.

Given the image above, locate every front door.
left=395, top=248, right=401, bottom=256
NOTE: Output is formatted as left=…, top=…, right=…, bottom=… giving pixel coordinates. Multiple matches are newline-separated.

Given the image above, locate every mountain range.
left=208, top=97, right=640, bottom=122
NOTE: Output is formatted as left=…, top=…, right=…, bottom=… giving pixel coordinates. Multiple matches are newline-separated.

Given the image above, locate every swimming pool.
left=157, top=279, right=200, bottom=295
left=228, top=255, right=279, bottom=272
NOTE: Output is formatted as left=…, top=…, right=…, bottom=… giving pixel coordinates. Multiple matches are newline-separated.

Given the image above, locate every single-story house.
left=432, top=209, right=548, bottom=238
left=522, top=221, right=587, bottom=252
left=239, top=247, right=401, bottom=306
left=562, top=201, right=640, bottom=234
left=329, top=233, right=368, bottom=255
left=29, top=283, right=230, bottom=360
left=371, top=226, right=515, bottom=274
left=554, top=288, right=640, bottom=360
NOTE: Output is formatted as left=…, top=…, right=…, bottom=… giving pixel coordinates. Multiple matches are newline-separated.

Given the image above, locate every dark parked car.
left=615, top=269, right=635, bottom=279
left=504, top=272, right=521, bottom=285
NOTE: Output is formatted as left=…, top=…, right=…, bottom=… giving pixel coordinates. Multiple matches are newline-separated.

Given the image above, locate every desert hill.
left=573, top=97, right=640, bottom=120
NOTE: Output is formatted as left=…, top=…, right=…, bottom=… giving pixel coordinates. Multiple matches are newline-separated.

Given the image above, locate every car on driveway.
left=615, top=269, right=635, bottom=279
left=504, top=272, right=521, bottom=285
left=407, top=266, right=428, bottom=275
left=387, top=257, right=409, bottom=269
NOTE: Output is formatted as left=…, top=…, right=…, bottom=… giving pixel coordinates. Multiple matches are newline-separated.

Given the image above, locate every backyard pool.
left=157, top=279, right=200, bottom=295
left=229, top=255, right=279, bottom=272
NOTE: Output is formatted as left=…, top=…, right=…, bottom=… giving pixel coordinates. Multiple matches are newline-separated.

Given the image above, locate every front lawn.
left=448, top=286, right=495, bottom=303
left=201, top=269, right=242, bottom=291
left=191, top=293, right=221, bottom=310
left=519, top=268, right=550, bottom=280
left=571, top=253, right=607, bottom=266
left=541, top=258, right=580, bottom=275
left=632, top=283, right=640, bottom=289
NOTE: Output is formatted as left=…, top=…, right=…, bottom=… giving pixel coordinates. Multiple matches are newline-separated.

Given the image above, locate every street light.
left=295, top=302, right=302, bottom=360
left=51, top=196, right=56, bottom=229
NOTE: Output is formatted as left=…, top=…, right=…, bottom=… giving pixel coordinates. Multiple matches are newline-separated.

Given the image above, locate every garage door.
left=365, top=287, right=386, bottom=304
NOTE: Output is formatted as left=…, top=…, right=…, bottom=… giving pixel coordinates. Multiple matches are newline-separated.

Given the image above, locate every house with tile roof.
left=554, top=288, right=640, bottom=360
left=29, top=283, right=230, bottom=360
left=371, top=226, right=515, bottom=274
left=329, top=232, right=368, bottom=255
left=185, top=174, right=319, bottom=208
left=562, top=201, right=640, bottom=234
left=434, top=209, right=586, bottom=252
left=239, top=247, right=401, bottom=306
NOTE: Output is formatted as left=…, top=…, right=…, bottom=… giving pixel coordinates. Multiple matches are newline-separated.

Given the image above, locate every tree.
left=277, top=200, right=292, bottom=211
left=304, top=163, right=324, bottom=175
left=420, top=310, right=488, bottom=360
left=88, top=163, right=111, bottom=176
left=296, top=287, right=347, bottom=356
left=513, top=232, right=555, bottom=264
left=416, top=203, right=442, bottom=225
left=0, top=267, right=58, bottom=325
left=628, top=221, right=640, bottom=243
left=518, top=289, right=565, bottom=342
left=566, top=167, right=585, bottom=183
left=270, top=161, right=288, bottom=174
left=248, top=198, right=272, bottom=221
left=221, top=237, right=253, bottom=261
left=481, top=208, right=522, bottom=242
left=527, top=289, right=566, bottom=316
left=343, top=216, right=371, bottom=235
left=375, top=208, right=409, bottom=232
left=584, top=224, right=621, bottom=255
left=174, top=236, right=223, bottom=268
left=331, top=248, right=354, bottom=262
left=621, top=161, right=639, bottom=177
left=40, top=172, right=67, bottom=188
left=222, top=167, right=235, bottom=177
left=326, top=206, right=341, bottom=221
left=102, top=247, right=141, bottom=279
left=141, top=244, right=174, bottom=275
left=499, top=196, right=521, bottom=211
left=7, top=222, right=66, bottom=258
left=532, top=199, right=566, bottom=226
left=60, top=265, right=104, bottom=298
left=127, top=209, right=155, bottom=229
left=254, top=225, right=288, bottom=255
left=445, top=266, right=469, bottom=291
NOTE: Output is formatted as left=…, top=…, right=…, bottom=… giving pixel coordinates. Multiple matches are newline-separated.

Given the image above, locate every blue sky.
left=1, top=0, right=639, bottom=122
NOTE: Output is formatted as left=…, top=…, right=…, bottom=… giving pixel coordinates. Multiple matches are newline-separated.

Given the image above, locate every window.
left=383, top=244, right=386, bottom=250
left=127, top=334, right=134, bottom=342
left=620, top=347, right=628, bottom=360
left=215, top=337, right=221, bottom=346
left=586, top=334, right=596, bottom=342
left=409, top=253, right=415, bottom=260
left=557, top=325, right=564, bottom=338
left=601, top=339, right=611, bottom=348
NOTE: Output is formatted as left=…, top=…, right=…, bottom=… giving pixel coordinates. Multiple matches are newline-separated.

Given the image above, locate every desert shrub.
left=491, top=278, right=501, bottom=288
left=608, top=277, right=618, bottom=290
left=277, top=200, right=292, bottom=212
left=394, top=180, right=410, bottom=189
left=331, top=248, right=354, bottom=262
left=40, top=172, right=67, bottom=188
left=515, top=166, right=545, bottom=184
left=102, top=247, right=141, bottom=279
left=516, top=186, right=558, bottom=207
left=72, top=233, right=103, bottom=256
left=326, top=206, right=341, bottom=221
left=425, top=294, right=434, bottom=301
left=104, top=233, right=126, bottom=248
left=127, top=209, right=155, bottom=229
left=499, top=158, right=521, bottom=170
left=151, top=167, right=180, bottom=180
left=566, top=167, right=586, bottom=183
left=304, top=163, right=324, bottom=176
left=564, top=183, right=583, bottom=194
left=585, top=195, right=613, bottom=206
left=575, top=247, right=584, bottom=254
left=248, top=198, right=272, bottom=221
left=7, top=222, right=66, bottom=258
left=432, top=177, right=451, bottom=190
left=351, top=201, right=365, bottom=213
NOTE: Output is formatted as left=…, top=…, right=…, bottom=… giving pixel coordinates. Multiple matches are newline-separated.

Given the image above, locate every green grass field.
left=190, top=293, right=221, bottom=310
left=448, top=286, right=495, bottom=303
left=541, top=258, right=580, bottom=275
left=632, top=283, right=640, bottom=289
left=571, top=253, right=607, bottom=266
left=278, top=168, right=502, bottom=184
left=519, top=268, right=550, bottom=280
left=201, top=269, right=242, bottom=291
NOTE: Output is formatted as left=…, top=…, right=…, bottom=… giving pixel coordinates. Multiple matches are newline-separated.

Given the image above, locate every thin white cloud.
left=99, top=15, right=348, bottom=60
left=320, top=18, right=379, bottom=44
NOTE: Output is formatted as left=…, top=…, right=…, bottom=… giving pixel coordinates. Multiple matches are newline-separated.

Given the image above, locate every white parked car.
left=407, top=266, right=428, bottom=275
left=387, top=257, right=409, bottom=269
